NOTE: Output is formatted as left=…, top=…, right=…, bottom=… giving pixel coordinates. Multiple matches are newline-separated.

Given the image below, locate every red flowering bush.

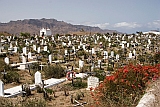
left=91, top=64, right=160, bottom=107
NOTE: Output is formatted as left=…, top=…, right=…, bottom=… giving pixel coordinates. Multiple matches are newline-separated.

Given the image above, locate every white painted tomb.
left=87, top=76, right=99, bottom=90
left=0, top=80, right=4, bottom=96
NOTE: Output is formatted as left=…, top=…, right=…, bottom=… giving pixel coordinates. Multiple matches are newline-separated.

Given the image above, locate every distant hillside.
left=0, top=18, right=118, bottom=35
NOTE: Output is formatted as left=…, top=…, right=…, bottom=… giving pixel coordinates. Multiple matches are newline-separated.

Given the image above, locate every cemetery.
left=0, top=30, right=159, bottom=107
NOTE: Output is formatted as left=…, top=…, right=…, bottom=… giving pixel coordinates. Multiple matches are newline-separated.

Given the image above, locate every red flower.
left=123, top=68, right=129, bottom=73
left=106, top=75, right=116, bottom=81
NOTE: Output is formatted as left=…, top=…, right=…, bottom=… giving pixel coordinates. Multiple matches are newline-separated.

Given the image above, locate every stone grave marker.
left=92, top=48, right=95, bottom=54
left=98, top=60, right=101, bottom=68
left=4, top=57, right=9, bottom=65
left=49, top=54, right=52, bottom=64
left=13, top=46, right=18, bottom=53
left=127, top=43, right=130, bottom=48
left=22, top=55, right=26, bottom=63
left=122, top=43, right=125, bottom=49
left=44, top=46, right=47, bottom=51
left=23, top=47, right=27, bottom=55
left=28, top=52, right=32, bottom=59
left=0, top=80, right=4, bottom=96
left=103, top=51, right=108, bottom=59
left=111, top=51, right=114, bottom=57
left=116, top=54, right=119, bottom=60
left=87, top=76, right=99, bottom=90
left=79, top=60, right=84, bottom=69
left=129, top=51, right=132, bottom=58
left=37, top=47, right=40, bottom=53
left=33, top=45, right=36, bottom=51
left=35, top=71, right=42, bottom=85
left=65, top=49, right=68, bottom=55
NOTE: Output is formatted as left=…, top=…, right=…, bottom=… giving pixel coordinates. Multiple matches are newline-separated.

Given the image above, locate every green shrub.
left=44, top=64, right=65, bottom=79
left=4, top=71, right=20, bottom=83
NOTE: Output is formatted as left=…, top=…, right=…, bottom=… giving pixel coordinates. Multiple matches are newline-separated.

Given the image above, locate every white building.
left=40, top=28, right=52, bottom=36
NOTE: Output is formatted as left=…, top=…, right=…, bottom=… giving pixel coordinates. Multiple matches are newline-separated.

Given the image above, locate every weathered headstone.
left=122, top=44, right=125, bottom=49
left=111, top=51, right=114, bottom=57
left=87, top=76, right=99, bottom=90
left=37, top=47, right=40, bottom=53
left=33, top=45, right=36, bottom=51
left=28, top=52, right=32, bottom=59
left=129, top=51, right=132, bottom=58
left=65, top=50, right=68, bottom=55
left=35, top=71, right=42, bottom=85
left=13, top=46, right=18, bottom=53
left=0, top=80, right=4, bottom=96
left=79, top=60, right=84, bottom=69
left=22, top=55, right=26, bottom=63
left=23, top=47, right=27, bottom=55
left=4, top=57, right=9, bottom=65
left=44, top=46, right=47, bottom=51
left=49, top=54, right=52, bottom=64
left=92, top=48, right=95, bottom=54
left=116, top=54, right=119, bottom=60
left=103, top=51, right=108, bottom=59
left=98, top=60, right=101, bottom=68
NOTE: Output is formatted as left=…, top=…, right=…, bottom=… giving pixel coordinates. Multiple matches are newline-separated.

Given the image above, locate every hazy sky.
left=0, top=0, right=160, bottom=33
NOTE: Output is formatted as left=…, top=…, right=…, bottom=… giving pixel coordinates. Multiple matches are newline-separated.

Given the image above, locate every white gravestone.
left=109, top=43, right=111, bottom=47
left=68, top=41, right=71, bottom=46
left=23, top=47, right=27, bottom=55
left=37, top=47, right=40, bottom=53
left=133, top=50, right=136, bottom=56
left=33, top=45, right=36, bottom=51
left=122, top=44, right=125, bottom=49
left=127, top=43, right=130, bottom=48
left=111, top=51, right=114, bottom=57
left=0, top=80, right=4, bottom=96
left=44, top=46, right=47, bottom=51
left=13, top=46, right=18, bottom=53
left=95, top=40, right=97, bottom=44
left=15, top=41, right=18, bottom=46
left=83, top=45, right=86, bottom=50
left=103, top=51, right=108, bottom=59
left=98, top=60, right=101, bottom=68
left=4, top=57, right=9, bottom=65
left=79, top=60, right=84, bottom=69
left=28, top=52, right=32, bottom=59
left=22, top=56, right=26, bottom=63
left=116, top=54, right=119, bottom=60
left=49, top=54, right=52, bottom=64
left=129, top=51, right=132, bottom=58
left=65, top=50, right=68, bottom=55
left=92, top=48, right=95, bottom=54
left=41, top=39, right=44, bottom=45
left=87, top=76, right=99, bottom=90
left=10, top=43, right=13, bottom=48
left=35, top=71, right=42, bottom=85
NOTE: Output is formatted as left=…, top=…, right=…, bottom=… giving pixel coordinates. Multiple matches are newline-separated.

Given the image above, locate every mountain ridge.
left=0, top=18, right=119, bottom=35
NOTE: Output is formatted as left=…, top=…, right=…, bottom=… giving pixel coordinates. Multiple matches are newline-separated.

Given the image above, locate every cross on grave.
left=1, top=69, right=7, bottom=79
left=103, top=51, right=108, bottom=59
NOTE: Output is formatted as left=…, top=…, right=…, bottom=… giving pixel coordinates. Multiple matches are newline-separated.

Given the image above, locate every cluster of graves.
left=0, top=31, right=159, bottom=97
